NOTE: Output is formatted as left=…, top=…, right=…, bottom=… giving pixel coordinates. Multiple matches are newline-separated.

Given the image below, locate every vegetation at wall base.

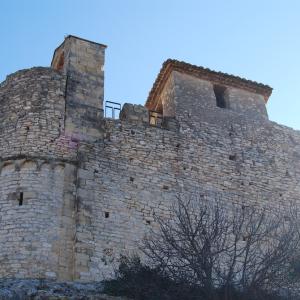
left=104, top=196, right=300, bottom=300
left=103, top=256, right=298, bottom=300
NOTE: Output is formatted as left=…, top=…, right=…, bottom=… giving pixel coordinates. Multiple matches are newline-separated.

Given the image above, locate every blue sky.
left=1, top=0, right=300, bottom=129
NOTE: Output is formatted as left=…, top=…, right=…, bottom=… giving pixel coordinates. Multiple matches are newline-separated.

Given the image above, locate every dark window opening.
left=105, top=212, right=110, bottom=218
left=229, top=154, right=237, bottom=161
left=18, top=192, right=23, bottom=206
left=214, top=85, right=227, bottom=108
left=163, top=185, right=169, bottom=190
left=130, top=177, right=134, bottom=182
left=146, top=220, right=151, bottom=225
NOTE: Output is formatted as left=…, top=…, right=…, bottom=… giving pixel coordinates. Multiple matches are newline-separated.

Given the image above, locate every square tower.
left=51, top=35, right=107, bottom=140
left=146, top=60, right=272, bottom=126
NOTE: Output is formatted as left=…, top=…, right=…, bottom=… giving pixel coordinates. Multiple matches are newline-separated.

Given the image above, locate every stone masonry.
left=0, top=35, right=299, bottom=282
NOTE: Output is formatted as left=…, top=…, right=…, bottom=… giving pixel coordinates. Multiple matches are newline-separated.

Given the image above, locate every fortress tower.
left=51, top=35, right=106, bottom=141
left=0, top=35, right=299, bottom=282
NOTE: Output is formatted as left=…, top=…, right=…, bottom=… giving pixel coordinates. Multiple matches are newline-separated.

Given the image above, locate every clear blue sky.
left=1, top=0, right=300, bottom=129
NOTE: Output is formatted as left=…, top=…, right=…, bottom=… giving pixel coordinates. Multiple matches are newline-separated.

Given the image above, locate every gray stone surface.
left=0, top=35, right=299, bottom=282
left=0, top=279, right=126, bottom=300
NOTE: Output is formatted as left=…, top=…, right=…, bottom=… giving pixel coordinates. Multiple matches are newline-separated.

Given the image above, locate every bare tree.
left=142, top=196, right=300, bottom=300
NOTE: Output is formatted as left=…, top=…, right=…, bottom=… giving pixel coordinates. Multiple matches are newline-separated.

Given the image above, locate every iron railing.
left=105, top=101, right=121, bottom=119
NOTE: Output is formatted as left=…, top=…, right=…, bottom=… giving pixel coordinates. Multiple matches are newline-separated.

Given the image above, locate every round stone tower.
left=0, top=35, right=106, bottom=280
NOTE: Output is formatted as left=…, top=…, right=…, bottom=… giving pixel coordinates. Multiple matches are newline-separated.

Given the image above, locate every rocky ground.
left=0, top=279, right=127, bottom=300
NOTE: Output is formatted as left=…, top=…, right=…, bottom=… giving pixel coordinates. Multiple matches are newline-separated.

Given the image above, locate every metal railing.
left=105, top=101, right=121, bottom=119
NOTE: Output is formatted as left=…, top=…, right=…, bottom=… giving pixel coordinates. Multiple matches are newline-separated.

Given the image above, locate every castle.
left=0, top=35, right=299, bottom=282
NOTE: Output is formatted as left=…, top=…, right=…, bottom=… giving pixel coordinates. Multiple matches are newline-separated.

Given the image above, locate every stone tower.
left=51, top=35, right=106, bottom=141
left=0, top=35, right=300, bottom=282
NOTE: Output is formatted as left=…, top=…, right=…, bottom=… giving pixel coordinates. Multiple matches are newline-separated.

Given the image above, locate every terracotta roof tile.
left=146, top=59, right=272, bottom=109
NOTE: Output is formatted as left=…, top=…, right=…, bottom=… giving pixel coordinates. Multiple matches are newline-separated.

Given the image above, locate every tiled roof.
left=146, top=59, right=272, bottom=109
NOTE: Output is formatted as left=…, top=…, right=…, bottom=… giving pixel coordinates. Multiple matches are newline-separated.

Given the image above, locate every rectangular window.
left=18, top=192, right=23, bottom=206
left=214, top=85, right=227, bottom=108
left=149, top=111, right=163, bottom=127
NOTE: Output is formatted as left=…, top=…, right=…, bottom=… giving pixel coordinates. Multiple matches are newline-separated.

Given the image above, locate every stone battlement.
left=0, top=35, right=299, bottom=282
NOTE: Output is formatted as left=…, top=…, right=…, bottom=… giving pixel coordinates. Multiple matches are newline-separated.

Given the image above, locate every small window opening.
left=149, top=111, right=163, bottom=127
left=18, top=192, right=23, bottom=206
left=105, top=212, right=110, bottom=218
left=229, top=154, right=237, bottom=161
left=146, top=220, right=151, bottom=225
left=214, top=85, right=227, bottom=108
left=130, top=177, right=134, bottom=182
left=57, top=52, right=65, bottom=71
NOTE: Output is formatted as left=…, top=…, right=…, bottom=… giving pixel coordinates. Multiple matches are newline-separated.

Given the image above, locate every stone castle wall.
left=0, top=36, right=299, bottom=282
left=74, top=106, right=300, bottom=280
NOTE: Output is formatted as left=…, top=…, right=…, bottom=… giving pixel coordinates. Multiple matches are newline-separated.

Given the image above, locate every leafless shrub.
left=142, top=196, right=300, bottom=299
